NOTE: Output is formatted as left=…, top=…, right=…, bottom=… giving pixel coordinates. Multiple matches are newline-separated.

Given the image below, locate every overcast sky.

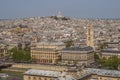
left=0, top=0, right=120, bottom=19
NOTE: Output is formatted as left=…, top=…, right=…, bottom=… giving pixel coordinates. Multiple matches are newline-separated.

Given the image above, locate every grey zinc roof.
left=87, top=68, right=120, bottom=77
left=62, top=46, right=93, bottom=51
left=105, top=42, right=119, bottom=44
left=24, top=69, right=61, bottom=77
left=24, top=69, right=76, bottom=80
left=37, top=41, right=65, bottom=46
left=31, top=48, right=57, bottom=51
left=101, top=50, right=120, bottom=53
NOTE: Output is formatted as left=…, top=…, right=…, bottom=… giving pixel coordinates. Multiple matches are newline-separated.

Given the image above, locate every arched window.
left=33, top=76, right=36, bottom=80
left=39, top=77, right=41, bottom=80
left=28, top=76, right=31, bottom=80
left=44, top=78, right=47, bottom=80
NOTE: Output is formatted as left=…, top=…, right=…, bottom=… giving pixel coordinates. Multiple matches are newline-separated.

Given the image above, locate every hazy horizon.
left=0, top=0, right=120, bottom=19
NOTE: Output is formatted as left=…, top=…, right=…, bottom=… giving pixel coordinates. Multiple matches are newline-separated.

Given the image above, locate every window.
left=99, top=77, right=102, bottom=80
left=44, top=78, right=47, bottom=80
left=28, top=76, right=31, bottom=80
left=33, top=77, right=36, bottom=80
left=39, top=77, right=41, bottom=80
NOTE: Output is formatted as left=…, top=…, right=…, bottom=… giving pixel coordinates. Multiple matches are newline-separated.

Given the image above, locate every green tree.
left=23, top=50, right=31, bottom=61
left=99, top=56, right=120, bottom=70
left=10, top=47, right=31, bottom=62
left=64, top=40, right=73, bottom=48
left=98, top=57, right=106, bottom=65
left=94, top=52, right=100, bottom=61
left=99, top=43, right=108, bottom=50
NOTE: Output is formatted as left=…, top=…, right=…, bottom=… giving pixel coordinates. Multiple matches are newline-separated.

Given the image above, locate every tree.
left=99, top=43, right=108, bottom=50
left=64, top=40, right=73, bottom=48
left=10, top=47, right=31, bottom=63
left=23, top=50, right=31, bottom=61
left=98, top=57, right=106, bottom=65
left=99, top=56, right=120, bottom=70
left=108, top=56, right=120, bottom=70
left=94, top=52, right=100, bottom=61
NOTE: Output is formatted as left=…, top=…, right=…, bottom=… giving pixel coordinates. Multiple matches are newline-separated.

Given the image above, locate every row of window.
left=31, top=51, right=58, bottom=54
left=26, top=76, right=53, bottom=80
left=31, top=55, right=58, bottom=59
left=62, top=55, right=88, bottom=60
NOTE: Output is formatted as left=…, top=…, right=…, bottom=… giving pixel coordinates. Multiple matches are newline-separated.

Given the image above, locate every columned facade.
left=61, top=46, right=94, bottom=66
left=31, top=42, right=65, bottom=64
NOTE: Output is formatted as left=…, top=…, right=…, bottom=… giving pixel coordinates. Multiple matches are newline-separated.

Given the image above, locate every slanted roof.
left=87, top=68, right=120, bottom=77
left=62, top=46, right=93, bottom=51
left=105, top=42, right=119, bottom=44
left=24, top=69, right=61, bottom=78
left=101, top=50, right=120, bottom=53
left=61, top=46, right=93, bottom=53
left=31, top=48, right=57, bottom=51
left=24, top=69, right=76, bottom=80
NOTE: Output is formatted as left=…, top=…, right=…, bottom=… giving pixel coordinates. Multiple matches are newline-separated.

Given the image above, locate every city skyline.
left=0, top=0, right=120, bottom=19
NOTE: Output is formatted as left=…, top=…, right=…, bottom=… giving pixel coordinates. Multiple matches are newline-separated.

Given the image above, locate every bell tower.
left=86, top=24, right=95, bottom=49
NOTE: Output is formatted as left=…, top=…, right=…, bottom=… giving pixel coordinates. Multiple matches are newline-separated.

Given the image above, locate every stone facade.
left=31, top=42, right=65, bottom=64
left=86, top=24, right=95, bottom=49
left=61, top=46, right=94, bottom=66
left=12, top=63, right=70, bottom=71
left=79, top=68, right=120, bottom=80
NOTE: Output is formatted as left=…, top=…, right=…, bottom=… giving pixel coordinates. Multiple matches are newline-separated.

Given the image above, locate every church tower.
left=86, top=24, right=95, bottom=49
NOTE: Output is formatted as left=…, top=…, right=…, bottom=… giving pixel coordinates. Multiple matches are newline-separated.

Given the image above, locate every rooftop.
left=24, top=69, right=61, bottom=78
left=31, top=48, right=58, bottom=51
left=101, top=50, right=120, bottom=53
left=87, top=68, right=120, bottom=77
left=105, top=41, right=120, bottom=44
left=62, top=46, right=93, bottom=52
left=37, top=41, right=65, bottom=46
left=24, top=69, right=76, bottom=80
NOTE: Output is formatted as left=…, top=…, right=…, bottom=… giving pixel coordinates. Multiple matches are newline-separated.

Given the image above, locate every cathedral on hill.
left=57, top=11, right=63, bottom=18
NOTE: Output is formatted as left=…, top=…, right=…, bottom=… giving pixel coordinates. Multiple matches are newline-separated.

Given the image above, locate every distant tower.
left=86, top=24, right=95, bottom=49
left=57, top=11, right=63, bottom=18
